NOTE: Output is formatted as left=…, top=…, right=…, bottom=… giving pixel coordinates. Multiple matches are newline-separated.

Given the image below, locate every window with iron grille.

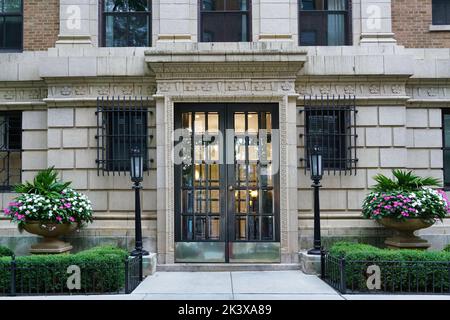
left=96, top=97, right=152, bottom=176
left=442, top=109, right=450, bottom=188
left=0, top=0, right=23, bottom=51
left=433, top=0, right=450, bottom=25
left=298, top=0, right=351, bottom=46
left=0, top=111, right=21, bottom=191
left=101, top=0, right=152, bottom=47
left=300, top=95, right=357, bottom=175
left=200, top=0, right=251, bottom=42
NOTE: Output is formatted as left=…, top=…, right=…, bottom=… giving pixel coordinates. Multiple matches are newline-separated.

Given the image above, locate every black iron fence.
left=321, top=250, right=450, bottom=294
left=0, top=255, right=143, bottom=296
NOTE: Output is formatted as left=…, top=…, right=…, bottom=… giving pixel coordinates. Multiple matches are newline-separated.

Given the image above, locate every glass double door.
left=174, top=104, right=280, bottom=263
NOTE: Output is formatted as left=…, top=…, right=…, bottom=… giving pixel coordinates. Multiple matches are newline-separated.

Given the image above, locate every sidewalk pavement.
left=1, top=271, right=450, bottom=300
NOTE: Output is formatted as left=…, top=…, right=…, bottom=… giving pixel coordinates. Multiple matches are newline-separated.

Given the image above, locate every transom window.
left=432, top=0, right=450, bottom=25
left=0, top=0, right=23, bottom=51
left=200, top=0, right=250, bottom=42
left=299, top=0, right=350, bottom=46
left=102, top=0, right=152, bottom=47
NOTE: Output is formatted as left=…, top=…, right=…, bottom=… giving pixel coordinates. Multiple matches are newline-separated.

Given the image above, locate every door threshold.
left=156, top=263, right=300, bottom=272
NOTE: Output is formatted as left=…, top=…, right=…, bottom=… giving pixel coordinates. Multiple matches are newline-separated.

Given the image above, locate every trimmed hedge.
left=0, top=246, right=13, bottom=257
left=327, top=242, right=450, bottom=293
left=0, top=246, right=128, bottom=295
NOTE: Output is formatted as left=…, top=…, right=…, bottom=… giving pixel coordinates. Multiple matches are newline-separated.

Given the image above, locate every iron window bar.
left=96, top=96, right=153, bottom=177
left=299, top=95, right=358, bottom=176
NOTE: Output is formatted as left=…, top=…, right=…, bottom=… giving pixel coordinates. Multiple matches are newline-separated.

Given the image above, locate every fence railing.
left=0, top=254, right=143, bottom=296
left=321, top=250, right=450, bottom=294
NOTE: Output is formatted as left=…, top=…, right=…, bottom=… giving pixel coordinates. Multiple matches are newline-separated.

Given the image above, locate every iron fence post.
left=139, top=253, right=143, bottom=282
left=10, top=255, right=16, bottom=296
left=320, top=249, right=325, bottom=279
left=339, top=257, right=347, bottom=294
left=125, top=257, right=129, bottom=294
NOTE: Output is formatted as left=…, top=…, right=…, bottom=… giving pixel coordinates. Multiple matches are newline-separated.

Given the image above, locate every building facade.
left=1, top=0, right=450, bottom=264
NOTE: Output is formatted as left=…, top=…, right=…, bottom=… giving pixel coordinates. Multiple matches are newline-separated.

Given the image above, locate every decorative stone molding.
left=45, top=79, right=157, bottom=100
left=295, top=81, right=408, bottom=99
left=0, top=85, right=47, bottom=104
left=155, top=80, right=298, bottom=96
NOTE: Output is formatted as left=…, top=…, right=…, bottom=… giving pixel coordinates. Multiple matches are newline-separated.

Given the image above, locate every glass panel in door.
left=228, top=110, right=280, bottom=263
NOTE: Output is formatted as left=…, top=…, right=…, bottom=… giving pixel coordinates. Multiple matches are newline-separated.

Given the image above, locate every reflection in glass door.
left=174, top=104, right=279, bottom=263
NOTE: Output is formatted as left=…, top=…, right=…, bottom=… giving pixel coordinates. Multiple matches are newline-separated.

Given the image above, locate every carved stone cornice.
left=43, top=77, right=157, bottom=101
left=0, top=82, right=47, bottom=106
left=154, top=79, right=298, bottom=97
left=295, top=79, right=408, bottom=103
left=144, top=49, right=307, bottom=80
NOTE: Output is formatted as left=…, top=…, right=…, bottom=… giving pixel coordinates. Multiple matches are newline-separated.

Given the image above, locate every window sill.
left=429, top=25, right=450, bottom=32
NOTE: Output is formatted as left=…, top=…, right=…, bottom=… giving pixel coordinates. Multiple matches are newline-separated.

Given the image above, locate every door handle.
left=228, top=185, right=234, bottom=191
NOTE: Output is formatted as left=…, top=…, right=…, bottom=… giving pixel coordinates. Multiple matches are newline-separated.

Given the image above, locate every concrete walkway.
left=1, top=271, right=450, bottom=300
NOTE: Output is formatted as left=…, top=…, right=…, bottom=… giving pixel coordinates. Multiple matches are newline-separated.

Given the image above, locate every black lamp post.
left=308, top=146, right=323, bottom=255
left=130, top=147, right=149, bottom=257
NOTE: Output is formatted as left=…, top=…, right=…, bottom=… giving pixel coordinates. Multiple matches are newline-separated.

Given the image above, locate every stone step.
left=156, top=263, right=301, bottom=272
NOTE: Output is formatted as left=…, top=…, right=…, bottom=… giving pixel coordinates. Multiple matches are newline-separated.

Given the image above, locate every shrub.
left=0, top=246, right=13, bottom=257
left=444, top=244, right=450, bottom=252
left=326, top=242, right=450, bottom=293
left=0, top=246, right=128, bottom=295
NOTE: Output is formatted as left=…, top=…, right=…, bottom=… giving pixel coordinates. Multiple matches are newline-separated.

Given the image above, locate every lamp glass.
left=310, top=147, right=323, bottom=179
left=130, top=148, right=143, bottom=180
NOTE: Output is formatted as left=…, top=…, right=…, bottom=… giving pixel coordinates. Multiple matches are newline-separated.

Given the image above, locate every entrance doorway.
left=174, top=103, right=280, bottom=263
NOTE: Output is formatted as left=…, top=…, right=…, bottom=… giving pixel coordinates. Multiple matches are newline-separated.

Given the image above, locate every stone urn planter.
left=23, top=221, right=78, bottom=254
left=378, top=217, right=434, bottom=250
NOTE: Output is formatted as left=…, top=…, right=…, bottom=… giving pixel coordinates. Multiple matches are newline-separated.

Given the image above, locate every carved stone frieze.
left=0, top=86, right=47, bottom=103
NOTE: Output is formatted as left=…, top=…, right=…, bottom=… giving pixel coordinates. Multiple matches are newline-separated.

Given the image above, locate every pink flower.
left=25, top=210, right=30, bottom=215
left=69, top=217, right=75, bottom=222
left=56, top=216, right=62, bottom=222
left=64, top=203, right=72, bottom=209
left=60, top=199, right=66, bottom=203
left=3, top=208, right=10, bottom=215
left=59, top=206, right=64, bottom=209
left=402, top=212, right=409, bottom=217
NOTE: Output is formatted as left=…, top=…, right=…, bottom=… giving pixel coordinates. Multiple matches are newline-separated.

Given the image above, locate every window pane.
left=128, top=0, right=149, bottom=12
left=201, top=0, right=225, bottom=11
left=105, top=0, right=127, bottom=12
left=224, top=13, right=248, bottom=41
left=201, top=12, right=225, bottom=42
left=445, top=114, right=450, bottom=148
left=4, top=16, right=22, bottom=49
left=226, top=0, right=248, bottom=11
left=4, top=0, right=21, bottom=12
left=445, top=150, right=450, bottom=186
left=433, top=0, right=449, bottom=25
left=128, top=14, right=148, bottom=46
left=0, top=18, right=4, bottom=47
left=105, top=15, right=128, bottom=47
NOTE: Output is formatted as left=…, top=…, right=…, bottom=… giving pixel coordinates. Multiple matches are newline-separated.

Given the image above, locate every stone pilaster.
left=357, top=0, right=397, bottom=45
left=55, top=0, right=96, bottom=48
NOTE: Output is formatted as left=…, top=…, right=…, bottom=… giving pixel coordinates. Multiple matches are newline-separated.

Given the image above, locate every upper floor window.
left=102, top=0, right=151, bottom=47
left=432, top=0, right=450, bottom=25
left=200, top=0, right=250, bottom=42
left=299, top=0, right=350, bottom=46
left=0, top=0, right=23, bottom=51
